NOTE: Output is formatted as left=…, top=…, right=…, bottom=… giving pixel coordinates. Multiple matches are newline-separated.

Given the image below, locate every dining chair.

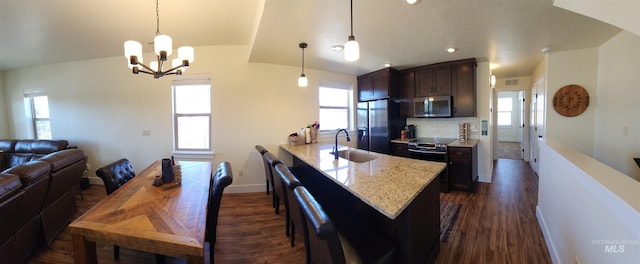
left=254, top=145, right=272, bottom=196
left=293, top=186, right=397, bottom=264
left=95, top=159, right=166, bottom=263
left=274, top=163, right=304, bottom=249
left=206, top=161, right=233, bottom=264
left=95, top=158, right=136, bottom=260
left=262, top=152, right=283, bottom=215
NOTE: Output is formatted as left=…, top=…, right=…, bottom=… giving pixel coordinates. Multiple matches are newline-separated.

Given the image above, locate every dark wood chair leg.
left=155, top=254, right=166, bottom=264
left=290, top=223, right=296, bottom=247
left=113, top=245, right=119, bottom=260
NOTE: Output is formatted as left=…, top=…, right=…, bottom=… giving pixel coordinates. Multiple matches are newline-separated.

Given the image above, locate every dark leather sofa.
left=0, top=139, right=87, bottom=263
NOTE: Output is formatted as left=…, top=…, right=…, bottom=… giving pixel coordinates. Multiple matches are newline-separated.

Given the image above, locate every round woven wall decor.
left=553, top=84, right=589, bottom=117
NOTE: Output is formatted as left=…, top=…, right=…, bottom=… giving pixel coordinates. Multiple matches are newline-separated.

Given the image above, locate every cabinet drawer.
left=448, top=147, right=471, bottom=159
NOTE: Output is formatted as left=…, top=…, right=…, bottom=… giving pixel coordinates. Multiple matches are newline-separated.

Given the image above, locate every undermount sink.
left=330, top=150, right=377, bottom=163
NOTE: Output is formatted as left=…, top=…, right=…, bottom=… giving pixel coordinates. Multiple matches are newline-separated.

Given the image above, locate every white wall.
left=594, top=31, right=640, bottom=180
left=2, top=45, right=356, bottom=191
left=537, top=139, right=640, bottom=264
left=0, top=71, right=9, bottom=138
left=545, top=47, right=599, bottom=155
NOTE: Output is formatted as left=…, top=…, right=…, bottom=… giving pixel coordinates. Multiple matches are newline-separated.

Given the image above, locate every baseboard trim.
left=536, top=205, right=560, bottom=264
left=225, top=184, right=265, bottom=193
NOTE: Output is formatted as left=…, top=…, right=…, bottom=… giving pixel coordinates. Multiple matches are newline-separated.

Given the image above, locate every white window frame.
left=318, top=81, right=354, bottom=132
left=171, top=75, right=213, bottom=155
left=497, top=97, right=514, bottom=127
left=24, top=89, right=52, bottom=139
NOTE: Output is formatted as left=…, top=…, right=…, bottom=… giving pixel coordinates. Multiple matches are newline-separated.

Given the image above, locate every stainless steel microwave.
left=414, top=96, right=452, bottom=117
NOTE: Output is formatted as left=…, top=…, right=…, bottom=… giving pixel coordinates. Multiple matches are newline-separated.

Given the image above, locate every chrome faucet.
left=334, top=129, right=351, bottom=160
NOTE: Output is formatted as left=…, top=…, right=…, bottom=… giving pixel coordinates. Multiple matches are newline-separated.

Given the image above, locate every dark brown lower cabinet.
left=390, top=142, right=410, bottom=158
left=448, top=145, right=478, bottom=192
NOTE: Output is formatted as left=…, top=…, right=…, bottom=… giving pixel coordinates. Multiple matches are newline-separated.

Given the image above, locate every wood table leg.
left=72, top=234, right=97, bottom=264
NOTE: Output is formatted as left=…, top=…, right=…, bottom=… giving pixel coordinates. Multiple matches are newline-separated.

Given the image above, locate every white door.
left=519, top=91, right=526, bottom=160
left=530, top=78, right=545, bottom=173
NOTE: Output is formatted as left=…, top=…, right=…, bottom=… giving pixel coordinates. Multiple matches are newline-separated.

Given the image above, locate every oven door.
left=408, top=149, right=447, bottom=162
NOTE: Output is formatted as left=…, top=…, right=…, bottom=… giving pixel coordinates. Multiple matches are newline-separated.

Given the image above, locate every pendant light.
left=298, top=42, right=308, bottom=87
left=344, top=0, right=359, bottom=62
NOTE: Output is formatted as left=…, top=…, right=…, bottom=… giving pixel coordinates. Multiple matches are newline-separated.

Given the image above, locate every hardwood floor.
left=28, top=159, right=551, bottom=263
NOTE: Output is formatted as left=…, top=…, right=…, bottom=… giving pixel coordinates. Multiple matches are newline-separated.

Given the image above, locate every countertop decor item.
left=553, top=84, right=589, bottom=117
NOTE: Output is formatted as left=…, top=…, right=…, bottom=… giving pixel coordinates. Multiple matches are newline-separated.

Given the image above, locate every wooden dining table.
left=68, top=160, right=212, bottom=264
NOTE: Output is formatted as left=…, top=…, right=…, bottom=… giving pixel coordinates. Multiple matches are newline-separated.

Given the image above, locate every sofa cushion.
left=0, top=140, right=16, bottom=152
left=31, top=140, right=68, bottom=154
left=14, top=140, right=35, bottom=153
left=8, top=154, right=34, bottom=170
left=3, top=161, right=50, bottom=187
left=38, top=149, right=85, bottom=171
left=0, top=174, right=22, bottom=201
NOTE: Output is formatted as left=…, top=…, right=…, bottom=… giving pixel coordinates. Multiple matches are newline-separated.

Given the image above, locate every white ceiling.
left=0, top=0, right=622, bottom=78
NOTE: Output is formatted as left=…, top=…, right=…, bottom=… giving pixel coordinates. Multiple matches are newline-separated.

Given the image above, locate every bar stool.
left=275, top=163, right=304, bottom=249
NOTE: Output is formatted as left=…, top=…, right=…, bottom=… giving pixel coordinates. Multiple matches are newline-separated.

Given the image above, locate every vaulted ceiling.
left=0, top=0, right=622, bottom=78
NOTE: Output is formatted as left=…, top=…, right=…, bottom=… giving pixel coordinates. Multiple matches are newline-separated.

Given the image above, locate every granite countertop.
left=279, top=143, right=446, bottom=219
left=448, top=139, right=479, bottom=147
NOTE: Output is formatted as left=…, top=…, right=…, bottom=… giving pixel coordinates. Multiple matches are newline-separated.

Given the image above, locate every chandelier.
left=123, top=0, right=194, bottom=78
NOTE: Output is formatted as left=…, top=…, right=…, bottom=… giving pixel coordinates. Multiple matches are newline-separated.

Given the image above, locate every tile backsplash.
left=406, top=117, right=480, bottom=139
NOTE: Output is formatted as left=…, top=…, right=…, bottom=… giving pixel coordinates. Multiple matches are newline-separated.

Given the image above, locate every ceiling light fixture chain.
left=123, top=0, right=195, bottom=79
left=155, top=0, right=161, bottom=35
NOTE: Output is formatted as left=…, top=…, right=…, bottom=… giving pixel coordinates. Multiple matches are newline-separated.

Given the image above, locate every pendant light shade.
left=344, top=0, right=359, bottom=62
left=298, top=74, right=308, bottom=87
left=298, top=42, right=308, bottom=87
left=344, top=35, right=359, bottom=62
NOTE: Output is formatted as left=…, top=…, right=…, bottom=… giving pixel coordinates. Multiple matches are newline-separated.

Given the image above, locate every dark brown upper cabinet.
left=415, top=66, right=452, bottom=97
left=399, top=58, right=477, bottom=117
left=357, top=68, right=399, bottom=102
left=451, top=61, right=477, bottom=117
left=398, top=71, right=415, bottom=118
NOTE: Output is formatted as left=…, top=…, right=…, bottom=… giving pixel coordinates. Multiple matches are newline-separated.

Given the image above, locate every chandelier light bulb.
left=124, top=41, right=142, bottom=62
left=178, top=46, right=195, bottom=63
left=154, top=35, right=173, bottom=59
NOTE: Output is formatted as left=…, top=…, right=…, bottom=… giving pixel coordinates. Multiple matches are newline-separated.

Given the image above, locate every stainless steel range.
left=407, top=137, right=458, bottom=161
left=407, top=137, right=458, bottom=193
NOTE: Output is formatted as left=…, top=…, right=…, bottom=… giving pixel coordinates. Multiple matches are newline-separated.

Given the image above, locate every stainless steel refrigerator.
left=357, top=99, right=405, bottom=154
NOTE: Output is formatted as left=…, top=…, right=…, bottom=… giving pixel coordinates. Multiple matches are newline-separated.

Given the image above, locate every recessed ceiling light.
left=406, top=0, right=421, bottom=4
left=541, top=47, right=551, bottom=53
left=332, top=45, right=344, bottom=51
left=384, top=63, right=392, bottom=67
left=447, top=47, right=457, bottom=53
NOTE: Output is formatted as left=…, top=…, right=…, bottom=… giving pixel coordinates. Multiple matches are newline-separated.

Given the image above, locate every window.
left=172, top=76, right=212, bottom=152
left=319, top=82, right=353, bottom=131
left=497, top=97, right=513, bottom=126
left=24, top=90, right=52, bottom=139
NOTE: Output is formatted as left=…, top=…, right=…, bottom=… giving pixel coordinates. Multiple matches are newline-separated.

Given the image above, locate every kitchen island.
left=280, top=143, right=446, bottom=264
